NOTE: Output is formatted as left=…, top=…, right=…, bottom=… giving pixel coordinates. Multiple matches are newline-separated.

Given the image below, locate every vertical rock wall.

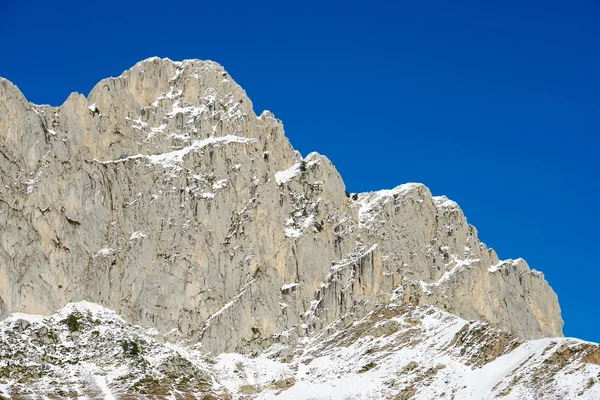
left=0, top=58, right=563, bottom=353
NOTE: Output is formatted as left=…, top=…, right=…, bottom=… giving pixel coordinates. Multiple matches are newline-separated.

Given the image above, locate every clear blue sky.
left=1, top=1, right=598, bottom=342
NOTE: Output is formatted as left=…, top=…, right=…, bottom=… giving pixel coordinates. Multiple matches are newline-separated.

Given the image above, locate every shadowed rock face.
left=0, top=58, right=562, bottom=353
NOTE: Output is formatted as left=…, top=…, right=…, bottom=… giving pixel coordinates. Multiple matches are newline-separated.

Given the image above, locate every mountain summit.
left=1, top=58, right=594, bottom=398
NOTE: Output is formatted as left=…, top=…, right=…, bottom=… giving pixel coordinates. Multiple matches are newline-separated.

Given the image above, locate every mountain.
left=0, top=57, right=595, bottom=398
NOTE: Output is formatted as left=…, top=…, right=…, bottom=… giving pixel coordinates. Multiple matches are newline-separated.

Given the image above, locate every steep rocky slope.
left=0, top=58, right=563, bottom=357
left=1, top=302, right=598, bottom=399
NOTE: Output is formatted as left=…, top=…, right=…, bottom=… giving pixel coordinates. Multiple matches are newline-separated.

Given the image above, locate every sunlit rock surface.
left=0, top=58, right=562, bottom=362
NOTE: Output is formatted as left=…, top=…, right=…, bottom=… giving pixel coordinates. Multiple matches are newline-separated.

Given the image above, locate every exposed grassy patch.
left=358, top=361, right=377, bottom=373
left=63, top=315, right=81, bottom=332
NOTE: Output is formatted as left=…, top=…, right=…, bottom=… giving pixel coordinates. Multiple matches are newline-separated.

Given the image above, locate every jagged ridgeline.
left=0, top=57, right=562, bottom=358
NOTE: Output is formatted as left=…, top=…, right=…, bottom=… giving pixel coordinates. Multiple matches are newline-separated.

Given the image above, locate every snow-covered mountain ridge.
left=1, top=301, right=598, bottom=399
left=0, top=57, right=585, bottom=397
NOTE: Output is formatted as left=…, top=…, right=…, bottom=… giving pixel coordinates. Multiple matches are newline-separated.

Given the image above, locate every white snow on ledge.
left=356, top=182, right=424, bottom=223
left=284, top=214, right=315, bottom=238
left=130, top=231, right=147, bottom=240
left=488, top=258, right=524, bottom=273
left=94, top=135, right=256, bottom=167
left=7, top=301, right=125, bottom=325
left=281, top=282, right=300, bottom=291
left=275, top=163, right=302, bottom=184
left=420, top=256, right=481, bottom=294
left=94, top=248, right=116, bottom=257
left=201, top=279, right=255, bottom=336
left=7, top=312, right=47, bottom=323
left=275, top=152, right=322, bottom=185
left=432, top=195, right=459, bottom=211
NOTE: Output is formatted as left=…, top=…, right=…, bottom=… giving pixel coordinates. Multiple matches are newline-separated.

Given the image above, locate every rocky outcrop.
left=0, top=58, right=562, bottom=354
left=0, top=302, right=595, bottom=399
left=0, top=302, right=217, bottom=398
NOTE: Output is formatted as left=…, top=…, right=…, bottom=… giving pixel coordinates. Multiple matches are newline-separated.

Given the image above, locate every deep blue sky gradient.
left=1, top=1, right=598, bottom=341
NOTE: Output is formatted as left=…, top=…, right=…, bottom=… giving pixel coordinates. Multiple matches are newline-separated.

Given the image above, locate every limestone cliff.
left=0, top=57, right=562, bottom=354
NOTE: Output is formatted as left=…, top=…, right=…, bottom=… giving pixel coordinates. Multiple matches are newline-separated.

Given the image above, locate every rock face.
left=0, top=57, right=562, bottom=354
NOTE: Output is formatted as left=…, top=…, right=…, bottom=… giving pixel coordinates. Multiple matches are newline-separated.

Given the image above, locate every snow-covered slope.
left=1, top=302, right=598, bottom=399
left=0, top=302, right=216, bottom=398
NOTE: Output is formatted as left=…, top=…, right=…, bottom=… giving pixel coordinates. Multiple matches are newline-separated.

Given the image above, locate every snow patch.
left=7, top=312, right=48, bottom=324
left=201, top=279, right=255, bottom=335
left=488, top=258, right=523, bottom=273
left=275, top=154, right=321, bottom=184
left=281, top=283, right=299, bottom=291
left=95, top=135, right=256, bottom=168
left=432, top=195, right=459, bottom=210
left=212, top=179, right=228, bottom=190
left=95, top=248, right=115, bottom=257
left=275, top=163, right=301, bottom=185
left=94, top=375, right=115, bottom=400
left=356, top=183, right=424, bottom=225
left=421, top=255, right=481, bottom=292
left=284, top=214, right=315, bottom=238
left=130, top=231, right=147, bottom=240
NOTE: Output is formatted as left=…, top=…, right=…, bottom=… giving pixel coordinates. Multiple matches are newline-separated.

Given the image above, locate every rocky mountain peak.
left=0, top=58, right=562, bottom=362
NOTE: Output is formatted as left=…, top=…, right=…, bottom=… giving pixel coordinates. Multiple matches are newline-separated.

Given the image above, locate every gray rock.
left=0, top=58, right=562, bottom=354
